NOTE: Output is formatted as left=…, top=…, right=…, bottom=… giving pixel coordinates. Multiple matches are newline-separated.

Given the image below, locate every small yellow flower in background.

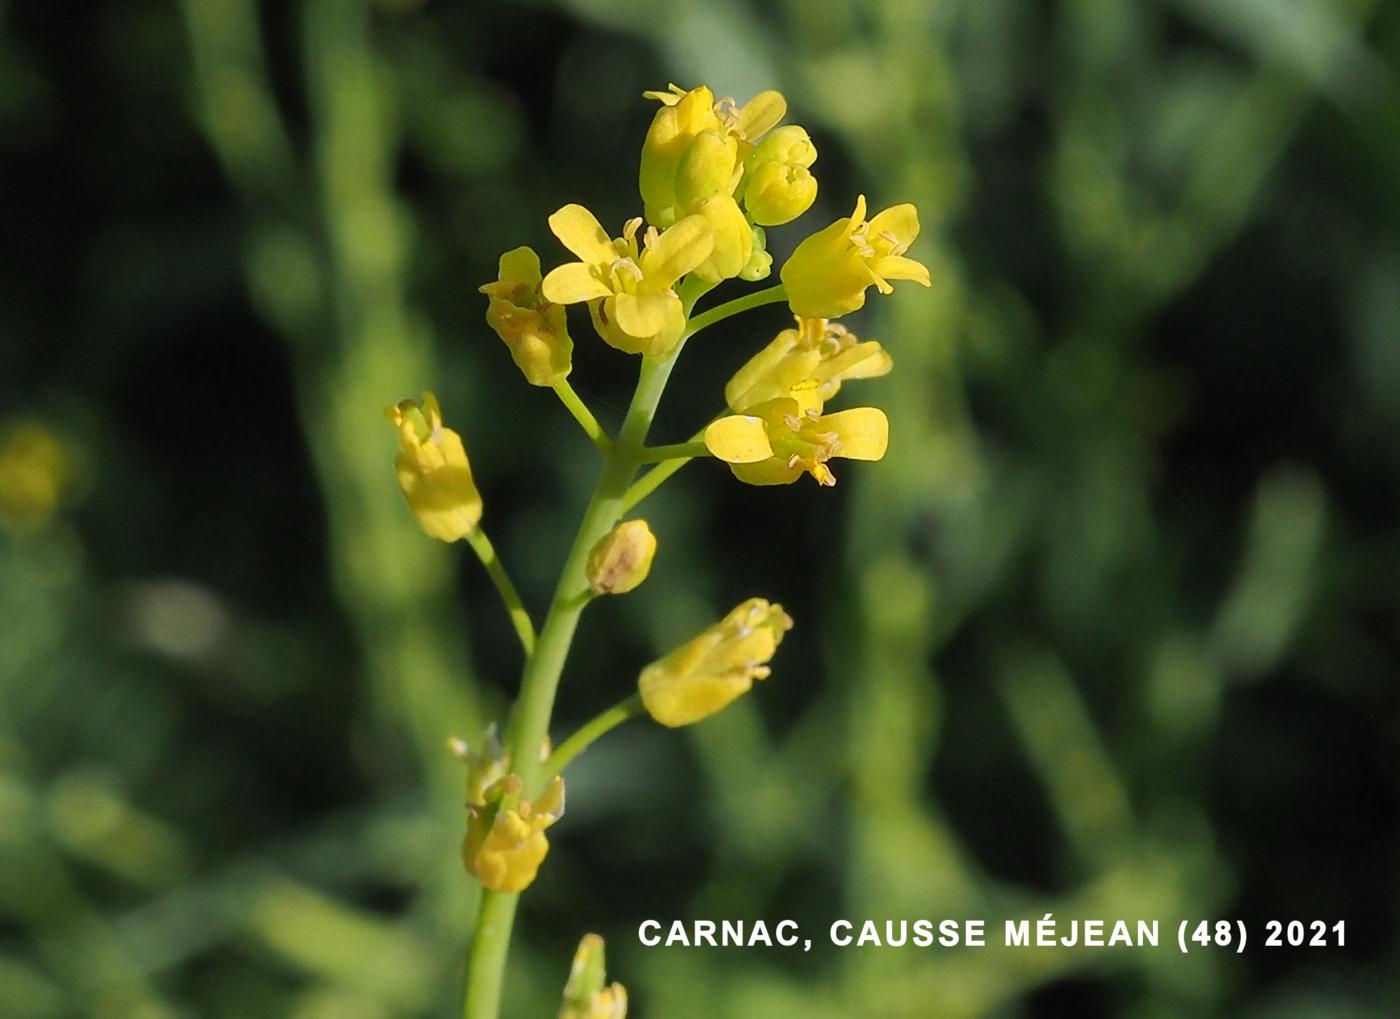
left=704, top=398, right=889, bottom=487
left=780, top=194, right=931, bottom=318
left=586, top=519, right=657, bottom=595
left=385, top=392, right=482, bottom=542
left=725, top=316, right=892, bottom=412
left=0, top=424, right=70, bottom=534
left=743, top=125, right=818, bottom=226
left=541, top=206, right=713, bottom=357
left=462, top=774, right=565, bottom=894
left=639, top=598, right=792, bottom=727
left=479, top=246, right=573, bottom=386
left=558, top=933, right=627, bottom=1019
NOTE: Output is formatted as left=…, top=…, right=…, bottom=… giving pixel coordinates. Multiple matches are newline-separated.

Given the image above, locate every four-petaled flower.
left=781, top=194, right=931, bottom=318
left=541, top=205, right=713, bottom=357
left=704, top=397, right=889, bottom=487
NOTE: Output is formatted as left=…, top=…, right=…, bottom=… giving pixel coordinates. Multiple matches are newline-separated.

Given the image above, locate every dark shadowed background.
left=1, top=1, right=1397, bottom=1016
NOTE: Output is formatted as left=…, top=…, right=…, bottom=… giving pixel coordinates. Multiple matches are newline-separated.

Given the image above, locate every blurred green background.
left=2, top=0, right=1397, bottom=1016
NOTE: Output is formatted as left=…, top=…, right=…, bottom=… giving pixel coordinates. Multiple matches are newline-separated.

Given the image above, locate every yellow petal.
left=848, top=194, right=868, bottom=231
left=730, top=459, right=803, bottom=486
left=641, top=215, right=713, bottom=289
left=675, top=129, right=739, bottom=208
left=704, top=415, right=773, bottom=464
left=736, top=89, right=786, bottom=140
left=835, top=341, right=894, bottom=379
left=548, top=204, right=616, bottom=265
left=612, top=292, right=673, bottom=338
left=866, top=203, right=920, bottom=245
left=873, top=254, right=931, bottom=286
left=689, top=195, right=752, bottom=282
left=822, top=408, right=888, bottom=461
left=542, top=262, right=613, bottom=304
left=723, top=327, right=801, bottom=410
left=674, top=85, right=718, bottom=135
left=496, top=245, right=541, bottom=286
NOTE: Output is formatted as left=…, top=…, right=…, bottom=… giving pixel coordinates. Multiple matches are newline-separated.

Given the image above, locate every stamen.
left=877, top=230, right=909, bottom=256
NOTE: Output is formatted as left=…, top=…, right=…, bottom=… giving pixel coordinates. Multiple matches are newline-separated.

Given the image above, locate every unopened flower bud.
left=674, top=129, right=740, bottom=211
left=559, top=933, right=628, bottom=1019
left=384, top=392, right=482, bottom=542
left=743, top=126, right=818, bottom=226
left=586, top=519, right=657, bottom=595
left=480, top=246, right=573, bottom=387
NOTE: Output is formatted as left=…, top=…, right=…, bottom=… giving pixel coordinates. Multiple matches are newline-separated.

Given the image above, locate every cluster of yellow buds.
left=557, top=934, right=627, bottom=1019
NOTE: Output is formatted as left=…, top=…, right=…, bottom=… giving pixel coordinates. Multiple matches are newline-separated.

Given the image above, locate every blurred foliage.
left=2, top=0, right=1398, bottom=1016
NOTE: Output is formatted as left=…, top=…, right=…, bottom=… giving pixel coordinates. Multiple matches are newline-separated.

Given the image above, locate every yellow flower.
left=639, top=84, right=785, bottom=226
left=385, top=392, right=482, bottom=542
left=540, top=206, right=713, bottom=357
left=725, top=316, right=892, bottom=412
left=742, top=125, right=818, bottom=226
left=704, top=397, right=888, bottom=487
left=462, top=774, right=565, bottom=894
left=479, top=246, right=573, bottom=386
left=638, top=84, right=795, bottom=282
left=639, top=598, right=792, bottom=727
left=0, top=424, right=70, bottom=533
left=559, top=934, right=628, bottom=1019
left=586, top=519, right=657, bottom=595
left=780, top=195, right=931, bottom=318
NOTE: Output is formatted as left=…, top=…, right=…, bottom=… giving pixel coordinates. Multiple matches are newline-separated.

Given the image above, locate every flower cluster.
left=385, top=82, right=929, bottom=1011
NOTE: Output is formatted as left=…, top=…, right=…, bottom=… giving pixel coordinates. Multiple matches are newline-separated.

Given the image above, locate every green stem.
left=684, top=282, right=787, bottom=336
left=463, top=528, right=536, bottom=657
left=637, top=441, right=709, bottom=464
left=552, top=379, right=613, bottom=453
left=622, top=457, right=693, bottom=512
left=461, top=312, right=699, bottom=1019
left=622, top=414, right=722, bottom=512
left=541, top=694, right=645, bottom=780
left=461, top=890, right=518, bottom=1019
